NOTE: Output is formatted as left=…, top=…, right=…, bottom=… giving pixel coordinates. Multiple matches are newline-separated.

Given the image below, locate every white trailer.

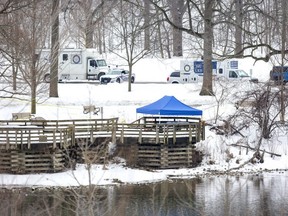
left=179, top=59, right=252, bottom=83
left=42, top=48, right=109, bottom=82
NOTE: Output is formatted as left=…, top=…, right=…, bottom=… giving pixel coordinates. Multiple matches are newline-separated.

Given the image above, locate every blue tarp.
left=136, top=95, right=202, bottom=116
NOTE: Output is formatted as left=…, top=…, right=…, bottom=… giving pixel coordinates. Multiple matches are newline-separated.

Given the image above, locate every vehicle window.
left=96, top=59, right=107, bottom=67
left=62, top=54, right=68, bottom=61
left=237, top=70, right=249, bottom=77
left=229, top=71, right=238, bottom=78
left=108, top=70, right=122, bottom=75
left=170, top=72, right=180, bottom=77
left=90, top=60, right=97, bottom=67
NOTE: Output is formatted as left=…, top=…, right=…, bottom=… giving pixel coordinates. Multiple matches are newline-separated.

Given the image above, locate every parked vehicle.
left=169, top=59, right=257, bottom=84
left=41, top=48, right=109, bottom=82
left=100, top=69, right=135, bottom=84
left=167, top=70, right=198, bottom=84
left=270, top=66, right=288, bottom=84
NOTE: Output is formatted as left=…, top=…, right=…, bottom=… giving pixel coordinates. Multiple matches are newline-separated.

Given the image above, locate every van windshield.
left=96, top=59, right=107, bottom=67
left=237, top=70, right=249, bottom=77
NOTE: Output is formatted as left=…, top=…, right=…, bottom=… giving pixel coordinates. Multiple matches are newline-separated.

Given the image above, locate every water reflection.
left=0, top=172, right=287, bottom=216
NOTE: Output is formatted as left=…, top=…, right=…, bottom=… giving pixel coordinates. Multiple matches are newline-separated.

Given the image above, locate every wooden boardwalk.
left=0, top=116, right=205, bottom=173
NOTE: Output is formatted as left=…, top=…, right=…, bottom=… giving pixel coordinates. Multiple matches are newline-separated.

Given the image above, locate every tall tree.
left=5, top=0, right=50, bottom=114
left=50, top=0, right=59, bottom=98
left=0, top=0, right=31, bottom=91
left=143, top=0, right=151, bottom=51
left=12, top=0, right=51, bottom=114
left=200, top=0, right=214, bottom=95
left=234, top=0, right=243, bottom=57
left=168, top=0, right=184, bottom=57
left=65, top=0, right=117, bottom=49
left=279, top=0, right=287, bottom=122
left=151, top=0, right=215, bottom=94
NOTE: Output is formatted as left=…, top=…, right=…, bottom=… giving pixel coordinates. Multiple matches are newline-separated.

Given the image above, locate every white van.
left=41, top=48, right=109, bottom=82
left=178, top=59, right=256, bottom=83
left=167, top=70, right=198, bottom=84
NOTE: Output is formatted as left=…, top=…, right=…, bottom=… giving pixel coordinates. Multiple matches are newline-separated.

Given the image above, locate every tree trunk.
left=235, top=0, right=243, bottom=57
left=144, top=0, right=151, bottom=51
left=31, top=57, right=37, bottom=114
left=50, top=0, right=59, bottom=98
left=12, top=59, right=18, bottom=91
left=200, top=0, right=214, bottom=96
left=85, top=16, right=94, bottom=48
left=156, top=9, right=164, bottom=58
left=168, top=0, right=184, bottom=57
left=128, top=63, right=132, bottom=92
left=280, top=0, right=287, bottom=122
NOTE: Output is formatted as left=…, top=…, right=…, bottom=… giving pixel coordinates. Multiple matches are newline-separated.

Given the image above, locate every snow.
left=0, top=57, right=287, bottom=188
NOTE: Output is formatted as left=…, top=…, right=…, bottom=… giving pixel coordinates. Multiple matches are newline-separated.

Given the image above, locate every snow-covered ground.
left=0, top=57, right=287, bottom=188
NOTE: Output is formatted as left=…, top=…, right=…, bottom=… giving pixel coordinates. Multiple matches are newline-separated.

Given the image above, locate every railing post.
left=121, top=124, right=124, bottom=144
left=112, top=122, right=117, bottom=144
left=28, top=133, right=31, bottom=149
left=156, top=125, right=159, bottom=144
left=53, top=130, right=56, bottom=149
left=6, top=131, right=9, bottom=150
left=196, top=121, right=200, bottom=142
left=187, top=144, right=193, bottom=167
left=173, top=125, right=176, bottom=144
left=189, top=124, right=192, bottom=143
left=138, top=125, right=142, bottom=144
left=201, top=120, right=205, bottom=140
left=69, top=125, right=75, bottom=146
left=90, top=125, right=94, bottom=142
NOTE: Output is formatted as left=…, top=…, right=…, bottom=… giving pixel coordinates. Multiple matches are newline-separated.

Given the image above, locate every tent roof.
left=136, top=95, right=202, bottom=116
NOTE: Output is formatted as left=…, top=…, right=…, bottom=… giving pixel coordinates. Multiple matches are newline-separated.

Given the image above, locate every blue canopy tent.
left=136, top=95, right=202, bottom=116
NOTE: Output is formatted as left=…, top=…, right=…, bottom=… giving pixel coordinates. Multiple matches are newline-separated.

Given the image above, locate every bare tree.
left=63, top=0, right=117, bottom=49
left=233, top=84, right=284, bottom=139
left=108, top=0, right=152, bottom=92
left=212, top=79, right=238, bottom=124
left=0, top=0, right=32, bottom=91
left=1, top=0, right=51, bottom=114
left=223, top=82, right=288, bottom=170
left=150, top=0, right=283, bottom=95
left=150, top=0, right=217, bottom=95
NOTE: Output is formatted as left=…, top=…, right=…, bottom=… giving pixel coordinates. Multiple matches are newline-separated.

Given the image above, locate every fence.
left=0, top=116, right=205, bottom=172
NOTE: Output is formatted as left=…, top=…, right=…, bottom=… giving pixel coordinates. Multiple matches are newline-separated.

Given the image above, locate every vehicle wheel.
left=44, top=74, right=50, bottom=83
left=116, top=78, right=121, bottom=83
left=98, top=72, right=105, bottom=80
left=131, top=76, right=135, bottom=83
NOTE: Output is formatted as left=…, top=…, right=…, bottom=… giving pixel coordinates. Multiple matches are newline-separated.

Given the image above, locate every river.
left=0, top=171, right=287, bottom=216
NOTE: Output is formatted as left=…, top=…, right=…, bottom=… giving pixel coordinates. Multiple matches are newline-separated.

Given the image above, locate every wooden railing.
left=0, top=117, right=204, bottom=149
left=0, top=118, right=119, bottom=150
left=117, top=122, right=202, bottom=144
left=122, top=116, right=205, bottom=144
